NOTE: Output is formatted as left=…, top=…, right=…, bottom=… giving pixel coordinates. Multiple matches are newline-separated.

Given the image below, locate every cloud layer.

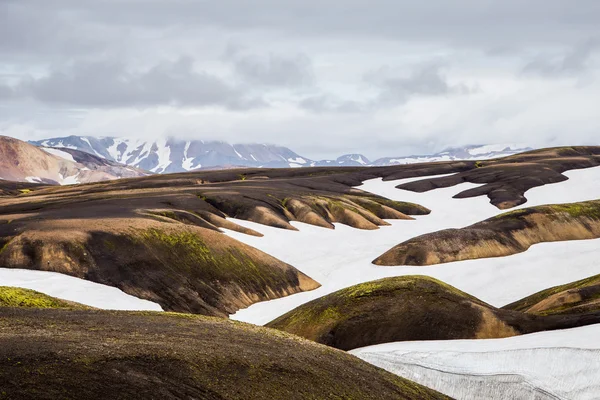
left=1, top=0, right=599, bottom=158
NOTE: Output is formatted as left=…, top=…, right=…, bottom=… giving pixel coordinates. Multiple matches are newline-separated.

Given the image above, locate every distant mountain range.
left=30, top=136, right=532, bottom=173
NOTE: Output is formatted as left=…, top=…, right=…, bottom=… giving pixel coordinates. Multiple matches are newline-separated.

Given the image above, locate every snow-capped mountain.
left=31, top=136, right=312, bottom=172
left=30, top=136, right=532, bottom=172
left=371, top=144, right=532, bottom=166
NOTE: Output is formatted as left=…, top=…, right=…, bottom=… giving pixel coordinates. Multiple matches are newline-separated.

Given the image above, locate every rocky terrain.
left=0, top=306, right=450, bottom=400
left=0, top=136, right=147, bottom=184
left=394, top=146, right=600, bottom=208
left=374, top=199, right=600, bottom=266
left=266, top=276, right=600, bottom=350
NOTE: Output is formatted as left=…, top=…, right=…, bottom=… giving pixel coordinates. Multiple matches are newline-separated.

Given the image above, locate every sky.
left=1, top=0, right=599, bottom=159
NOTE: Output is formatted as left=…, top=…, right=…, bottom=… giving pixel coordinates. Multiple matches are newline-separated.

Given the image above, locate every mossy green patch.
left=549, top=201, right=600, bottom=220
left=0, top=238, right=11, bottom=255
left=133, top=228, right=292, bottom=291
left=0, top=287, right=89, bottom=309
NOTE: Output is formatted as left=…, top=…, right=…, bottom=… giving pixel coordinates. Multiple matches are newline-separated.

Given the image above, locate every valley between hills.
left=1, top=139, right=600, bottom=399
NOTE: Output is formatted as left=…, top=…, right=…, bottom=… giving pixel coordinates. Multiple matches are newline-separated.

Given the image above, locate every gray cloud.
left=299, top=95, right=364, bottom=113
left=1, top=0, right=599, bottom=158
left=3, top=57, right=264, bottom=109
left=232, top=53, right=315, bottom=88
left=368, top=64, right=473, bottom=106
left=522, top=39, right=599, bottom=77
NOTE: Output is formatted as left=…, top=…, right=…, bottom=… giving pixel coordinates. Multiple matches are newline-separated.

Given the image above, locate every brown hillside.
left=267, top=276, right=600, bottom=351
left=504, top=273, right=600, bottom=316
left=374, top=200, right=600, bottom=266
left=0, top=307, right=451, bottom=400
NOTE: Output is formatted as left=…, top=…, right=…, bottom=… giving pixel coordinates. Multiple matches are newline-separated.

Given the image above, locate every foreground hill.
left=374, top=199, right=600, bottom=266
left=266, top=276, right=600, bottom=350
left=0, top=136, right=147, bottom=184
left=0, top=307, right=450, bottom=400
left=504, top=273, right=600, bottom=316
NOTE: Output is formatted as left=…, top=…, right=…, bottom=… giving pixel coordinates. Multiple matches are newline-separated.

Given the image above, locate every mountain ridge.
left=30, top=135, right=532, bottom=173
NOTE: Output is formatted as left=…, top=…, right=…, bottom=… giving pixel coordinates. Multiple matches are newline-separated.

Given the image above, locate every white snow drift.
left=351, top=324, right=600, bottom=400
left=0, top=268, right=163, bottom=311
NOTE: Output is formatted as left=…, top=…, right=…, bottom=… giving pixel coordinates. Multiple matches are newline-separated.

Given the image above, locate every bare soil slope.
left=504, top=274, right=600, bottom=316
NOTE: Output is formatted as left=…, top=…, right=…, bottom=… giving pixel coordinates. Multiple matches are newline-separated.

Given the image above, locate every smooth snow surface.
left=351, top=325, right=600, bottom=400
left=0, top=268, right=163, bottom=311
left=228, top=165, right=600, bottom=324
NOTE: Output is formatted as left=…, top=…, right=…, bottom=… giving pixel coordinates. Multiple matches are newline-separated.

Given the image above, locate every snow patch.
left=182, top=141, right=195, bottom=171
left=0, top=268, right=163, bottom=311
left=288, top=157, right=307, bottom=164
left=81, top=137, right=104, bottom=158
left=150, top=139, right=172, bottom=173
left=41, top=147, right=76, bottom=163
left=351, top=325, right=600, bottom=399
left=467, top=143, right=524, bottom=156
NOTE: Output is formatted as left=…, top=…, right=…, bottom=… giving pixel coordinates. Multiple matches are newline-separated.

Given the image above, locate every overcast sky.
left=1, top=0, right=599, bottom=159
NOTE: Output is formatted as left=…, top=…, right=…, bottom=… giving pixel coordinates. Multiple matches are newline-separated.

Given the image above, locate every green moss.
left=0, top=238, right=11, bottom=255
left=493, top=200, right=600, bottom=222
left=133, top=228, right=288, bottom=288
left=0, top=287, right=89, bottom=309
left=140, top=229, right=216, bottom=263
left=549, top=201, right=600, bottom=220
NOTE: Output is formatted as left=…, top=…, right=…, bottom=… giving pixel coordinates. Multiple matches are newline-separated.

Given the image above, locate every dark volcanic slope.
left=395, top=146, right=600, bottom=209
left=0, top=180, right=44, bottom=196
left=503, top=274, right=600, bottom=316
left=0, top=308, right=450, bottom=400
left=374, top=200, right=600, bottom=266
left=0, top=219, right=318, bottom=317
left=267, top=276, right=600, bottom=351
